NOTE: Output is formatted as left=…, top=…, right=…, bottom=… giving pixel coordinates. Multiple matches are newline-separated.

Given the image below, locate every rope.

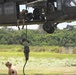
left=26, top=1, right=28, bottom=40
left=23, top=2, right=28, bottom=75
left=23, top=60, right=27, bottom=75
left=25, top=16, right=27, bottom=40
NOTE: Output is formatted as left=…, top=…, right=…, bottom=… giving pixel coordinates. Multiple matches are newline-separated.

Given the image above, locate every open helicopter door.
left=63, top=0, right=76, bottom=20
left=0, top=2, right=17, bottom=25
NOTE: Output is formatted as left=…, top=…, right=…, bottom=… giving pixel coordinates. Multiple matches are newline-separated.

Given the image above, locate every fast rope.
left=23, top=25, right=28, bottom=75
left=25, top=0, right=28, bottom=40
left=23, top=1, right=28, bottom=75
left=23, top=60, right=27, bottom=75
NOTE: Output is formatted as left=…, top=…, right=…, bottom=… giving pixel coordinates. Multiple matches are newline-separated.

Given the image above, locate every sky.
left=57, top=21, right=76, bottom=29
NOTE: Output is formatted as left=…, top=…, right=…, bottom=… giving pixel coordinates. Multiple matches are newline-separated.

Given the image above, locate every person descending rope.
left=22, top=38, right=30, bottom=61
left=20, top=38, right=30, bottom=75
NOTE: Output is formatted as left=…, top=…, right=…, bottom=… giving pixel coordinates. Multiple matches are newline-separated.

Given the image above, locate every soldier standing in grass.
left=5, top=61, right=18, bottom=75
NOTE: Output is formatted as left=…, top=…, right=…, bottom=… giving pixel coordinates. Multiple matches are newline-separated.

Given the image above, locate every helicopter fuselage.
left=0, top=0, right=76, bottom=33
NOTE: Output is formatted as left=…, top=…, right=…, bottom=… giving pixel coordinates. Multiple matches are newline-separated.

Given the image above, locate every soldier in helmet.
left=17, top=9, right=28, bottom=30
left=20, top=38, right=30, bottom=61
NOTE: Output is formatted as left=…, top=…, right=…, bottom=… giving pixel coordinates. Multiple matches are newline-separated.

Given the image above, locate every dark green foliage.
left=0, top=27, right=76, bottom=46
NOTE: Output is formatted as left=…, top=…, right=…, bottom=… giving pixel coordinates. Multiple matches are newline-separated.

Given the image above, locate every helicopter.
left=0, top=0, right=76, bottom=33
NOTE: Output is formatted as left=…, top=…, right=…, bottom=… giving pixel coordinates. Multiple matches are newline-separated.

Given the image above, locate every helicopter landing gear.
left=43, top=22, right=58, bottom=34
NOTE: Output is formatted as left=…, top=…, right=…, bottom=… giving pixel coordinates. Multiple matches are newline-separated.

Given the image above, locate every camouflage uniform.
left=17, top=9, right=28, bottom=30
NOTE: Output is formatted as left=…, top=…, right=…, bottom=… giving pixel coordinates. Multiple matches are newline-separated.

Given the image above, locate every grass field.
left=0, top=52, right=76, bottom=75
left=0, top=45, right=76, bottom=75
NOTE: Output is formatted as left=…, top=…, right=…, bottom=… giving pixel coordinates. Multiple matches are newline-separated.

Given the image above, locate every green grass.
left=0, top=45, right=23, bottom=52
left=0, top=52, right=24, bottom=57
left=0, top=45, right=61, bottom=52
left=0, top=52, right=76, bottom=75
left=0, top=52, right=76, bottom=59
left=30, top=52, right=76, bottom=59
left=0, top=45, right=76, bottom=75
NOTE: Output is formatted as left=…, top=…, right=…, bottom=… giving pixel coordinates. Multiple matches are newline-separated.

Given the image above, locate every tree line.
left=0, top=26, right=76, bottom=47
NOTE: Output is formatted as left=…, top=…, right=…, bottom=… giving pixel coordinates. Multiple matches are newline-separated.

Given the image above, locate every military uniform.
left=21, top=39, right=30, bottom=60
left=17, top=9, right=28, bottom=30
